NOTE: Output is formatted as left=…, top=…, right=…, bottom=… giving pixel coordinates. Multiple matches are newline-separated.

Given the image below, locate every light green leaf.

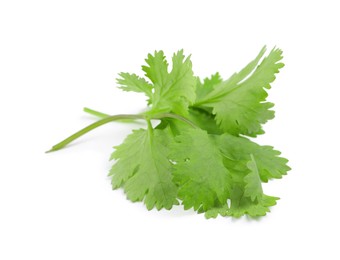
left=187, top=108, right=223, bottom=135
left=203, top=204, right=229, bottom=219
left=195, top=73, right=222, bottom=102
left=195, top=46, right=266, bottom=105
left=109, top=128, right=178, bottom=210
left=204, top=188, right=278, bottom=219
left=216, top=133, right=290, bottom=182
left=244, top=154, right=263, bottom=202
left=142, top=51, right=169, bottom=87
left=227, top=185, right=278, bottom=217
left=170, top=128, right=230, bottom=211
left=201, top=190, right=279, bottom=219
left=196, top=47, right=284, bottom=137
left=117, top=72, right=153, bottom=100
left=142, top=50, right=196, bottom=115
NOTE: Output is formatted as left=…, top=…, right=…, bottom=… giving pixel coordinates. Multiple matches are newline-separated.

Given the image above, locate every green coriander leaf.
left=195, top=73, right=222, bottom=102
left=196, top=47, right=283, bottom=137
left=227, top=186, right=278, bottom=217
left=202, top=139, right=276, bottom=218
left=109, top=128, right=178, bottom=210
left=187, top=108, right=223, bottom=134
left=155, top=118, right=191, bottom=136
left=216, top=133, right=290, bottom=182
left=203, top=196, right=279, bottom=219
left=156, top=108, right=222, bottom=136
left=142, top=51, right=169, bottom=87
left=253, top=145, right=291, bottom=182
left=170, top=128, right=230, bottom=211
left=244, top=154, right=263, bottom=202
left=204, top=188, right=278, bottom=219
left=142, top=50, right=196, bottom=115
left=195, top=47, right=266, bottom=105
left=203, top=204, right=229, bottom=219
left=117, top=72, right=153, bottom=100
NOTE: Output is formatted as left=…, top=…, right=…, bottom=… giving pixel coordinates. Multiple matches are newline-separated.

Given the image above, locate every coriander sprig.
left=48, top=47, right=290, bottom=218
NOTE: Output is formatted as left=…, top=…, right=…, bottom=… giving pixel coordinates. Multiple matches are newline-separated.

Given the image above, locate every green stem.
left=83, top=107, right=110, bottom=118
left=146, top=119, right=153, bottom=136
left=46, top=114, right=145, bottom=153
left=153, top=113, right=199, bottom=129
left=46, top=112, right=198, bottom=153
left=84, top=107, right=138, bottom=123
left=83, top=108, right=199, bottom=129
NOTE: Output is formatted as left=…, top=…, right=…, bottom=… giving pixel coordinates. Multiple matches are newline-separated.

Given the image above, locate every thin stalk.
left=83, top=107, right=110, bottom=118
left=146, top=119, right=153, bottom=136
left=84, top=107, right=138, bottom=123
left=153, top=113, right=199, bottom=129
left=46, top=112, right=198, bottom=153
left=83, top=108, right=199, bottom=129
left=46, top=114, right=145, bottom=153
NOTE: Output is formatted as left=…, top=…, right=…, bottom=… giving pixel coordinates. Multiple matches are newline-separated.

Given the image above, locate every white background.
left=1, top=0, right=339, bottom=259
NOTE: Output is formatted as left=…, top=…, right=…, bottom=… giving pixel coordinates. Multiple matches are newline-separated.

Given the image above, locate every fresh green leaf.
left=216, top=133, right=290, bottom=182
left=195, top=73, right=222, bottom=102
left=195, top=47, right=284, bottom=137
left=187, top=108, right=223, bottom=134
left=203, top=204, right=229, bottom=219
left=156, top=108, right=223, bottom=136
left=143, top=50, right=196, bottom=115
left=244, top=154, right=263, bottom=202
left=142, top=51, right=169, bottom=87
left=227, top=186, right=279, bottom=218
left=204, top=189, right=278, bottom=219
left=117, top=72, right=153, bottom=100
left=170, top=128, right=230, bottom=211
left=195, top=47, right=266, bottom=105
left=109, top=128, right=178, bottom=210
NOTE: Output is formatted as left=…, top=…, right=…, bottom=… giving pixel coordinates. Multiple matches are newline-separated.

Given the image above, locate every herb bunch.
left=48, top=47, right=290, bottom=218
